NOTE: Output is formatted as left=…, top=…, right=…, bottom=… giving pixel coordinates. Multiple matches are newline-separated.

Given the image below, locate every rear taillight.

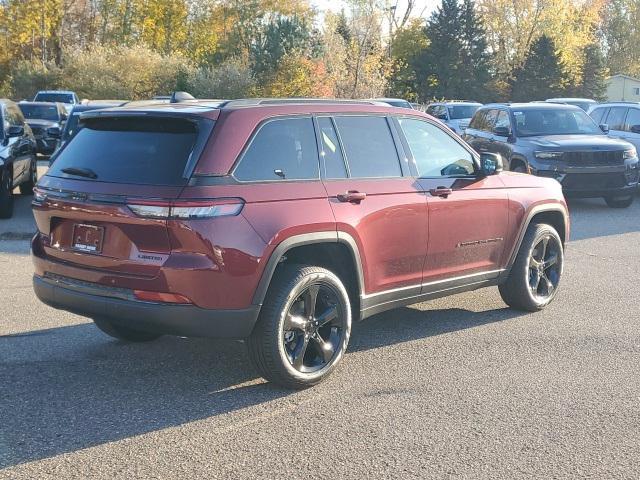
left=127, top=198, right=244, bottom=219
left=33, top=187, right=47, bottom=203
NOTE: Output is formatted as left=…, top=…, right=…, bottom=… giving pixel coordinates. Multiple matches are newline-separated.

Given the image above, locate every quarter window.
left=234, top=117, right=319, bottom=181
left=399, top=118, right=475, bottom=177
left=333, top=116, right=402, bottom=178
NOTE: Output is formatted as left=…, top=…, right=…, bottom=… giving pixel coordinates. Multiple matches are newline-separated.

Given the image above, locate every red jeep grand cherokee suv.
left=32, top=99, right=569, bottom=388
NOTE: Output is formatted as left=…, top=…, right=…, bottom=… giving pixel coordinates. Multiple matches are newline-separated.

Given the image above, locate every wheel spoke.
left=539, top=236, right=549, bottom=259
left=311, top=332, right=335, bottom=363
left=284, top=313, right=307, bottom=331
left=541, top=274, right=555, bottom=296
left=316, top=304, right=338, bottom=327
left=303, top=284, right=320, bottom=318
left=543, top=253, right=558, bottom=269
left=530, top=270, right=541, bottom=293
left=292, top=335, right=310, bottom=370
left=529, top=256, right=541, bottom=269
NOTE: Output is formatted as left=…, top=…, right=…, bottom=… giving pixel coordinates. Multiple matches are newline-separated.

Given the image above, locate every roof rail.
left=218, top=98, right=380, bottom=108
left=600, top=101, right=640, bottom=105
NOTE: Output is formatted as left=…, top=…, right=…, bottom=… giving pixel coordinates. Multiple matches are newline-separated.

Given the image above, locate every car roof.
left=430, top=101, right=482, bottom=106
left=482, top=102, right=582, bottom=111
left=592, top=102, right=640, bottom=107
left=546, top=98, right=597, bottom=102
left=18, top=101, right=63, bottom=107
left=35, top=90, right=75, bottom=94
left=70, top=104, right=124, bottom=114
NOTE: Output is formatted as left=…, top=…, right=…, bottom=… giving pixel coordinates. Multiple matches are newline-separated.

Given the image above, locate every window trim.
left=313, top=115, right=350, bottom=179
left=605, top=107, right=628, bottom=131
left=230, top=114, right=321, bottom=184
left=394, top=114, right=481, bottom=179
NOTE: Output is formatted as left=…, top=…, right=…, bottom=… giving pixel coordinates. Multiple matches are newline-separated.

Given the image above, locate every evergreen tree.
left=577, top=44, right=608, bottom=100
left=510, top=35, right=568, bottom=101
left=415, top=0, right=493, bottom=101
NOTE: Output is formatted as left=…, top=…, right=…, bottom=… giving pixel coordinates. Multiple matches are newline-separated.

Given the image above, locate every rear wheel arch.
left=252, top=232, right=365, bottom=315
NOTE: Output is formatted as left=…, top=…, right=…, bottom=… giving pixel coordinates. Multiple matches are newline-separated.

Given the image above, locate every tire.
left=248, top=265, right=352, bottom=389
left=499, top=223, right=564, bottom=312
left=19, top=158, right=37, bottom=195
left=604, top=194, right=633, bottom=208
left=0, top=168, right=14, bottom=219
left=93, top=317, right=162, bottom=342
left=511, top=162, right=527, bottom=174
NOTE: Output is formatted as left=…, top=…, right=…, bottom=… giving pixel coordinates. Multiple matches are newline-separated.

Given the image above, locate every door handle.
left=429, top=186, right=453, bottom=198
left=337, top=190, right=367, bottom=204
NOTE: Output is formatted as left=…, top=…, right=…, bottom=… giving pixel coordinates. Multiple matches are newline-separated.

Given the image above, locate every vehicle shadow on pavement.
left=0, top=303, right=525, bottom=468
left=0, top=324, right=286, bottom=469
left=566, top=196, right=640, bottom=241
left=350, top=305, right=526, bottom=353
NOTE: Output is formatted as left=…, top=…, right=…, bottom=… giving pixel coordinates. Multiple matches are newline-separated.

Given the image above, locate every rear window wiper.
left=60, top=167, right=98, bottom=179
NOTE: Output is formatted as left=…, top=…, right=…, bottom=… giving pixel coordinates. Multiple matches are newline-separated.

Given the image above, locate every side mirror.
left=479, top=152, right=503, bottom=176
left=46, top=126, right=62, bottom=139
left=6, top=125, right=24, bottom=137
left=492, top=126, right=511, bottom=137
left=600, top=123, right=609, bottom=133
left=437, top=113, right=448, bottom=121
left=630, top=125, right=640, bottom=134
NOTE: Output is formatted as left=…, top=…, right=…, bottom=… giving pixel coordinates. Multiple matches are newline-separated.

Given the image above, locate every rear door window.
left=333, top=116, right=402, bottom=178
left=234, top=117, right=319, bottom=181
left=47, top=116, right=202, bottom=185
left=606, top=107, right=628, bottom=130
left=624, top=108, right=640, bottom=132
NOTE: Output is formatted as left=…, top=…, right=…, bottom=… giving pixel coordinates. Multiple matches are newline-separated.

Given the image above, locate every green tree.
left=387, top=19, right=428, bottom=101
left=510, top=34, right=568, bottom=101
left=576, top=44, right=608, bottom=100
left=602, top=0, right=640, bottom=77
left=415, top=0, right=493, bottom=101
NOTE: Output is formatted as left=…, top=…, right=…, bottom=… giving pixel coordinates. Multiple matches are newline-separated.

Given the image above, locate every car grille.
left=30, top=126, right=44, bottom=137
left=561, top=173, right=627, bottom=190
left=562, top=150, right=625, bottom=166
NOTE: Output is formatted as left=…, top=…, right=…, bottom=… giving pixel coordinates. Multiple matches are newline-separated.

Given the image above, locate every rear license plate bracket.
left=72, top=224, right=105, bottom=253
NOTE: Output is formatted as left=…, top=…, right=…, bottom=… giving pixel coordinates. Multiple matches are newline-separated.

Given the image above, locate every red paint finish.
left=32, top=101, right=569, bottom=327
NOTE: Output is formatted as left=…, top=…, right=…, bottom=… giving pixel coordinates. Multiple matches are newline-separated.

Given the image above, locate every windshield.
left=447, top=105, right=480, bottom=119
left=34, top=93, right=73, bottom=103
left=48, top=117, right=200, bottom=185
left=513, top=108, right=602, bottom=137
left=19, top=104, right=60, bottom=121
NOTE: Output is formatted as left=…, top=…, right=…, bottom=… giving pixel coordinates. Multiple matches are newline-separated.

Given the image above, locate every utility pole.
left=41, top=0, right=46, bottom=65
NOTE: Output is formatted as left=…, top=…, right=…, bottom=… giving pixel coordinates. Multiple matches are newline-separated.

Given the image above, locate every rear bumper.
left=33, top=275, right=260, bottom=339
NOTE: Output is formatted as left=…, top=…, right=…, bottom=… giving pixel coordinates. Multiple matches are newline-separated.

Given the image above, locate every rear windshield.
left=19, top=104, right=59, bottom=121
left=35, top=93, right=73, bottom=103
left=447, top=105, right=480, bottom=119
left=48, top=117, right=200, bottom=185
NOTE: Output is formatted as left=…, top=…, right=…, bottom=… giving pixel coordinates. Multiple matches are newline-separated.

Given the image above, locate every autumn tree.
left=601, top=0, right=640, bottom=77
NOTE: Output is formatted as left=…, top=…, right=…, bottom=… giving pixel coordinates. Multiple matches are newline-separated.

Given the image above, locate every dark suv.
left=464, top=103, right=639, bottom=208
left=32, top=99, right=569, bottom=388
left=0, top=99, right=37, bottom=218
left=18, top=102, right=68, bottom=156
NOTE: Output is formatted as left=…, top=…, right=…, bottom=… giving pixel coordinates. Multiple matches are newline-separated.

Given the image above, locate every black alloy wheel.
left=282, top=282, right=346, bottom=373
left=527, top=234, right=561, bottom=302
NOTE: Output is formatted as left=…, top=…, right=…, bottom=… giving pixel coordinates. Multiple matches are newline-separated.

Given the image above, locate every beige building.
left=606, top=74, right=640, bottom=101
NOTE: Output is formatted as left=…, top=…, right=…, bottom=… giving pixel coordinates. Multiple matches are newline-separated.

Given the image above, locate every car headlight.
left=534, top=151, right=564, bottom=159
left=623, top=148, right=638, bottom=160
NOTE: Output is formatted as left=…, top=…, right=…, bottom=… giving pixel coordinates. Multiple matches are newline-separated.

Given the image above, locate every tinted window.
left=62, top=113, right=81, bottom=142
left=447, top=105, right=480, bottom=120
left=4, top=106, right=21, bottom=126
left=495, top=110, right=511, bottom=130
left=317, top=117, right=347, bottom=179
left=235, top=117, right=318, bottom=181
left=48, top=117, right=200, bottom=185
left=589, top=107, right=608, bottom=125
left=484, top=110, right=499, bottom=131
left=606, top=107, right=627, bottom=130
left=35, top=93, right=74, bottom=103
left=334, top=116, right=401, bottom=178
left=399, top=118, right=475, bottom=177
left=19, top=104, right=60, bottom=121
left=468, top=110, right=487, bottom=130
left=625, top=108, right=640, bottom=132
left=513, top=108, right=602, bottom=136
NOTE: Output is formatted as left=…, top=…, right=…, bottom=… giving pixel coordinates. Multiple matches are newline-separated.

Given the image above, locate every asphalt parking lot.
left=1, top=180, right=639, bottom=479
